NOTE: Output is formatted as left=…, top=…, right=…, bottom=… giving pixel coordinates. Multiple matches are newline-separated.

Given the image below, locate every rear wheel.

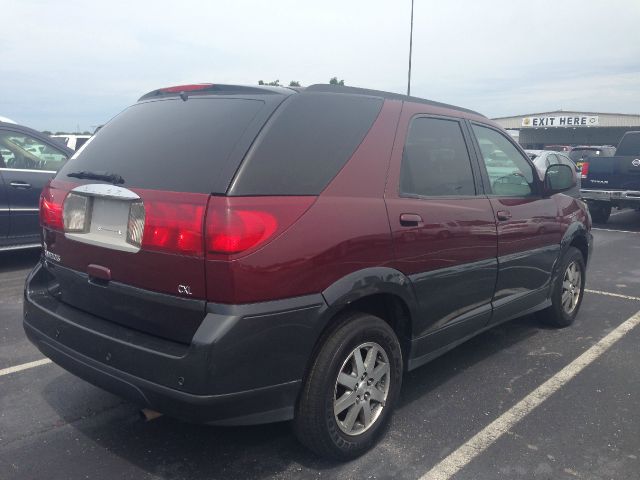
left=293, top=312, right=402, bottom=460
left=588, top=202, right=611, bottom=223
left=537, top=247, right=585, bottom=328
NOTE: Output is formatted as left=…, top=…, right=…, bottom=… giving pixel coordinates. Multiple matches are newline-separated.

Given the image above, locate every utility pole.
left=407, top=0, right=414, bottom=96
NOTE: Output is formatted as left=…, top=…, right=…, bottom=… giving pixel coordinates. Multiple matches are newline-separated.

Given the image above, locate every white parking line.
left=585, top=289, right=640, bottom=302
left=419, top=309, right=640, bottom=480
left=0, top=358, right=52, bottom=377
left=592, top=227, right=640, bottom=234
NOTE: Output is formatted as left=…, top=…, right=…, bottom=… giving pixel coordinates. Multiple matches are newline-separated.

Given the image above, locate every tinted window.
left=473, top=124, right=535, bottom=197
left=58, top=98, right=265, bottom=193
left=0, top=131, right=68, bottom=171
left=400, top=117, right=475, bottom=197
left=230, top=93, right=383, bottom=195
left=616, top=134, right=640, bottom=156
left=74, top=137, right=90, bottom=149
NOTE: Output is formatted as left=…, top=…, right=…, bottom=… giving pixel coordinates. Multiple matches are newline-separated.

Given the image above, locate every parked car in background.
left=24, top=83, right=590, bottom=460
left=544, top=144, right=573, bottom=152
left=51, top=134, right=92, bottom=150
left=0, top=120, right=72, bottom=250
left=581, top=131, right=640, bottom=223
left=526, top=149, right=581, bottom=198
left=568, top=145, right=616, bottom=170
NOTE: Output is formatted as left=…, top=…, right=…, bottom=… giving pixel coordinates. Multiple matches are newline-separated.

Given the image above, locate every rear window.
left=230, top=93, right=383, bottom=195
left=57, top=98, right=265, bottom=193
left=617, top=133, right=640, bottom=156
left=569, top=149, right=603, bottom=161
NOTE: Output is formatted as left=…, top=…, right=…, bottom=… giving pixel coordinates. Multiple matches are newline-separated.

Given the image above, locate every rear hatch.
left=582, top=156, right=640, bottom=191
left=40, top=89, right=286, bottom=343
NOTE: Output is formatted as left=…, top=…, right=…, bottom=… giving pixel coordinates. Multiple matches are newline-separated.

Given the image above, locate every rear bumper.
left=24, top=262, right=328, bottom=425
left=581, top=189, right=640, bottom=203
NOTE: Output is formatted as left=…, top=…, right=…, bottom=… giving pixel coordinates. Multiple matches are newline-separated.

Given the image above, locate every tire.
left=293, top=312, right=403, bottom=460
left=589, top=203, right=611, bottom=223
left=537, top=246, right=586, bottom=328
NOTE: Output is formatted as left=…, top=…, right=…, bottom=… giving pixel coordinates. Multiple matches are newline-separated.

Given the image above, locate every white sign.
left=521, top=115, right=599, bottom=128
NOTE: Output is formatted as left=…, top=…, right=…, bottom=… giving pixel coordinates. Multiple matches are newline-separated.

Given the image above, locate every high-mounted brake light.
left=580, top=162, right=590, bottom=179
left=40, top=182, right=66, bottom=231
left=205, top=196, right=316, bottom=257
left=159, top=84, right=214, bottom=93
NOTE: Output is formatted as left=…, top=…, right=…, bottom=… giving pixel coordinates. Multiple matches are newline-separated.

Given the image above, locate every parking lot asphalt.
left=1, top=210, right=639, bottom=480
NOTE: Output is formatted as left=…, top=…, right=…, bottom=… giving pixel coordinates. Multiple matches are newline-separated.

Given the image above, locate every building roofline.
left=493, top=110, right=640, bottom=120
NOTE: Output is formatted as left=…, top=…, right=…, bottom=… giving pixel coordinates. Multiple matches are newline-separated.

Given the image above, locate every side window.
left=400, top=117, right=475, bottom=197
left=472, top=124, right=535, bottom=197
left=0, top=131, right=68, bottom=171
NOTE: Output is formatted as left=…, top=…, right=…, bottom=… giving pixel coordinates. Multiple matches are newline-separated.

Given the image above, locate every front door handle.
left=496, top=210, right=512, bottom=221
left=400, top=213, right=424, bottom=227
left=10, top=181, right=32, bottom=189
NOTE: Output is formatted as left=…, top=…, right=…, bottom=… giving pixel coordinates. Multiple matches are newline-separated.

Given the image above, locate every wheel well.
left=570, top=235, right=589, bottom=264
left=317, top=294, right=413, bottom=370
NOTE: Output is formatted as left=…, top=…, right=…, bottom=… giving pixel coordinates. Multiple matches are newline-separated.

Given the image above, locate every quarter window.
left=472, top=124, right=535, bottom=197
left=0, top=131, right=68, bottom=171
left=400, top=117, right=475, bottom=197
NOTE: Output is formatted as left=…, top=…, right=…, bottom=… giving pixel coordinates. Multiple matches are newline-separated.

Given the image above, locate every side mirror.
left=544, top=163, right=575, bottom=195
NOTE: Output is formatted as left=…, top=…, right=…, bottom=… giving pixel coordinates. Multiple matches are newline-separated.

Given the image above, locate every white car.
left=51, top=134, right=92, bottom=150
left=526, top=149, right=581, bottom=197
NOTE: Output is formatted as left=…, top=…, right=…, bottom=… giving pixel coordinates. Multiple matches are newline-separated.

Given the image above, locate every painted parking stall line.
left=585, top=289, right=640, bottom=302
left=419, top=309, right=640, bottom=480
left=0, top=358, right=52, bottom=377
left=592, top=228, right=640, bottom=234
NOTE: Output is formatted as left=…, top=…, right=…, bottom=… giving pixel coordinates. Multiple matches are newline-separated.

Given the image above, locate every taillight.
left=135, top=190, right=208, bottom=256
left=580, top=162, right=590, bottom=179
left=40, top=182, right=66, bottom=231
left=205, top=196, right=316, bottom=257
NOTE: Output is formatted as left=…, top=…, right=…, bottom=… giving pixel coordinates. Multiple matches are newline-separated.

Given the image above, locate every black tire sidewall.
left=550, top=247, right=586, bottom=326
left=297, top=313, right=403, bottom=459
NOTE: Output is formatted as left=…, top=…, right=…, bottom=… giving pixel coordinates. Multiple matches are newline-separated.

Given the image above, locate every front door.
left=385, top=112, right=498, bottom=358
left=0, top=128, right=69, bottom=240
left=469, top=123, right=561, bottom=324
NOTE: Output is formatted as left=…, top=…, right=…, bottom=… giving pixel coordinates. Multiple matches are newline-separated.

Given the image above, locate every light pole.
left=407, top=0, right=414, bottom=96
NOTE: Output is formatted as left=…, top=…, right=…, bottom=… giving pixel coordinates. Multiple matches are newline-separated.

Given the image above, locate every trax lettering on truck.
left=23, top=82, right=593, bottom=460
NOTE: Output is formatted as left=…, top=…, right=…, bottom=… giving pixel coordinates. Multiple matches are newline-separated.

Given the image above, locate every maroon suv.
left=24, top=83, right=592, bottom=459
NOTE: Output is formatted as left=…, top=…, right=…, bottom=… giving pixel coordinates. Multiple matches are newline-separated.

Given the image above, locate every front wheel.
left=293, top=312, right=403, bottom=460
left=537, top=247, right=586, bottom=328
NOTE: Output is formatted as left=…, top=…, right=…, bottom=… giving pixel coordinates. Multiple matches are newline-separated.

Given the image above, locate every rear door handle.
left=496, top=210, right=512, bottom=221
left=400, top=213, right=423, bottom=227
left=10, top=181, right=32, bottom=189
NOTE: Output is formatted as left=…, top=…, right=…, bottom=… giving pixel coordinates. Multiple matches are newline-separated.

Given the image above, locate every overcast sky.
left=2, top=0, right=639, bottom=131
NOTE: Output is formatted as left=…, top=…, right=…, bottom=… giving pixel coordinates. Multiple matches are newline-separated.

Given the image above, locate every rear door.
left=385, top=110, right=498, bottom=353
left=0, top=127, right=69, bottom=240
left=469, top=122, right=561, bottom=324
left=0, top=168, right=8, bottom=238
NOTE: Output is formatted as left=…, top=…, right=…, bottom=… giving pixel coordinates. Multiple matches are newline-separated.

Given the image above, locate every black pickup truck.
left=580, top=131, right=640, bottom=223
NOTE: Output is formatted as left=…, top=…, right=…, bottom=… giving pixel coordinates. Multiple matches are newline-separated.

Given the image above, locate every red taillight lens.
left=40, top=181, right=66, bottom=231
left=205, top=196, right=316, bottom=257
left=160, top=84, right=214, bottom=93
left=580, top=162, right=589, bottom=179
left=134, top=190, right=209, bottom=257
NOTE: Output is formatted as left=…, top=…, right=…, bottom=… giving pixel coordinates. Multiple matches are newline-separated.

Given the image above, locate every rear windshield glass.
left=616, top=134, right=640, bottom=156
left=57, top=98, right=265, bottom=193
left=230, top=93, right=383, bottom=195
left=569, top=149, right=604, bottom=161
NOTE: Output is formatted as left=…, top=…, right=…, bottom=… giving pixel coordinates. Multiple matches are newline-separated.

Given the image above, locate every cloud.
left=0, top=0, right=638, bottom=130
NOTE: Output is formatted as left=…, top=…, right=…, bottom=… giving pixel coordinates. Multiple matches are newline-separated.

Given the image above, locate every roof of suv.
left=138, top=83, right=485, bottom=118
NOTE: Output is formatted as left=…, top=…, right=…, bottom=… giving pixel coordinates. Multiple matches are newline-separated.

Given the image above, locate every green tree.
left=329, top=77, right=345, bottom=86
left=258, top=79, right=280, bottom=86
left=289, top=80, right=301, bottom=87
left=42, top=130, right=52, bottom=135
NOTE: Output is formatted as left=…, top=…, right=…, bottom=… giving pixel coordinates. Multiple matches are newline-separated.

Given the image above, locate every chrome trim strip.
left=9, top=208, right=40, bottom=212
left=0, top=243, right=40, bottom=251
left=71, top=183, right=140, bottom=200
left=0, top=168, right=57, bottom=174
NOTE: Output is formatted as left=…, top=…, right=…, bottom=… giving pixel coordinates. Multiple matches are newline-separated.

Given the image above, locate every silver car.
left=526, top=149, right=581, bottom=198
